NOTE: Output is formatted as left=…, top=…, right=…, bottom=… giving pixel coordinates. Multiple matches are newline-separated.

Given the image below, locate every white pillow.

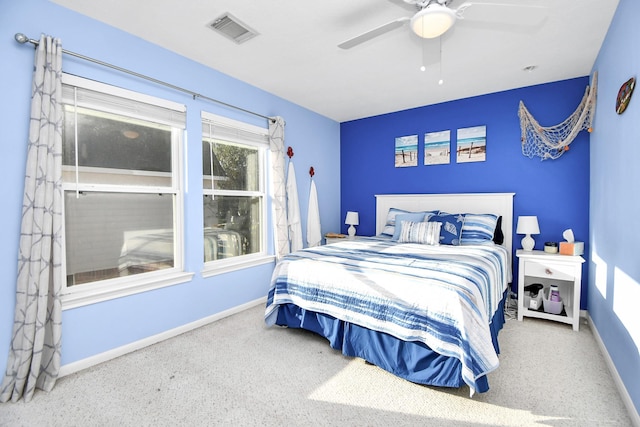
left=398, top=221, right=442, bottom=245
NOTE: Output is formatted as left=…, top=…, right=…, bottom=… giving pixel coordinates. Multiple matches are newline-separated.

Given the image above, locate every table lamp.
left=345, top=211, right=359, bottom=237
left=516, top=215, right=540, bottom=251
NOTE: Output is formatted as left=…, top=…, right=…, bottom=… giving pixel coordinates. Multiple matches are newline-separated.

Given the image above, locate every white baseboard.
left=59, top=297, right=267, bottom=378
left=588, top=314, right=640, bottom=427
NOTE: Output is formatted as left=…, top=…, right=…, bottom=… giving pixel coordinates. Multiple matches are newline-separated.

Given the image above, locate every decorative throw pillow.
left=381, top=208, right=408, bottom=236
left=398, top=221, right=442, bottom=245
left=391, top=212, right=431, bottom=241
left=460, top=213, right=499, bottom=244
left=429, top=213, right=464, bottom=245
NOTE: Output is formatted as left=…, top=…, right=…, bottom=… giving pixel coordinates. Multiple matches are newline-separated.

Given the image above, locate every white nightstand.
left=325, top=236, right=346, bottom=245
left=516, top=250, right=585, bottom=331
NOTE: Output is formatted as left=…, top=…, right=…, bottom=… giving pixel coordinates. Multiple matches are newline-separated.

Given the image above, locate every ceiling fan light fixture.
left=411, top=4, right=456, bottom=39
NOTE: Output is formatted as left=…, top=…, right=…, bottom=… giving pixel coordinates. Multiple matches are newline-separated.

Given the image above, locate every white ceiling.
left=51, top=0, right=619, bottom=123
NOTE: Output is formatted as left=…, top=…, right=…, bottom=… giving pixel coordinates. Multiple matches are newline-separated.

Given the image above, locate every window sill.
left=61, top=271, right=195, bottom=310
left=201, top=254, right=275, bottom=278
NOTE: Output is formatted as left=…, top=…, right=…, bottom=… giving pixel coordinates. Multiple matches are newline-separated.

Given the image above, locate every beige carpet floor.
left=0, top=303, right=634, bottom=426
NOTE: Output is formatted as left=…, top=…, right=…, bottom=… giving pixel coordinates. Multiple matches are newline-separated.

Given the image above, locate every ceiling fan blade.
left=387, top=0, right=421, bottom=13
left=338, top=17, right=410, bottom=49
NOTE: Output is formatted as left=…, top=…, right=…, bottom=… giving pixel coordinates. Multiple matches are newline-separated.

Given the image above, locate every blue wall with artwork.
left=340, top=77, right=591, bottom=306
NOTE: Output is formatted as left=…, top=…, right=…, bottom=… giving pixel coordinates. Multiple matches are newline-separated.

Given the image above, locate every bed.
left=265, top=193, right=514, bottom=395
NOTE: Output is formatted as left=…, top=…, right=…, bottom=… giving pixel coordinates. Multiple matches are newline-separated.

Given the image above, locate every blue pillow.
left=392, top=212, right=429, bottom=241
left=460, top=213, right=499, bottom=244
left=381, top=208, right=408, bottom=236
left=429, top=213, right=464, bottom=245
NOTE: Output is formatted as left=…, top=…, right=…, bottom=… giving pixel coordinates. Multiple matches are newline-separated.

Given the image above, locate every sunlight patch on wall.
left=592, top=241, right=608, bottom=299
left=613, top=266, right=640, bottom=350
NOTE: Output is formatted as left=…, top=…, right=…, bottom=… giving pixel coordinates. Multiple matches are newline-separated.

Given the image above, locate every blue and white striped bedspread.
left=265, top=238, right=509, bottom=395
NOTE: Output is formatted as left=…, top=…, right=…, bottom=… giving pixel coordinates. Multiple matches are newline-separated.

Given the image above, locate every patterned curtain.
left=268, top=116, right=290, bottom=259
left=1, top=35, right=63, bottom=403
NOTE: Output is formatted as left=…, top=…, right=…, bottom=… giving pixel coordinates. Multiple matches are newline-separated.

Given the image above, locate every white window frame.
left=60, top=74, right=193, bottom=309
left=201, top=111, right=273, bottom=277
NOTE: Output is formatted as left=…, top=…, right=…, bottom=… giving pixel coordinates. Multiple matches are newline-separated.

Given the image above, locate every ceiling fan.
left=338, top=0, right=545, bottom=49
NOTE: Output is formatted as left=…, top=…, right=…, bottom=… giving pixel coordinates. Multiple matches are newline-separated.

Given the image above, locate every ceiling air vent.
left=207, top=13, right=258, bottom=44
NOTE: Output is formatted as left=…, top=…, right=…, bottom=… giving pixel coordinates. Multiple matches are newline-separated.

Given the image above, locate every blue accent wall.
left=590, top=0, right=640, bottom=417
left=340, top=78, right=591, bottom=304
left=0, top=0, right=340, bottom=371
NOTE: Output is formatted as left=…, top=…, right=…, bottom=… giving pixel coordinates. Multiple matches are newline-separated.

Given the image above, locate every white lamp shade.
left=345, top=211, right=359, bottom=226
left=410, top=4, right=456, bottom=39
left=516, top=216, right=540, bottom=235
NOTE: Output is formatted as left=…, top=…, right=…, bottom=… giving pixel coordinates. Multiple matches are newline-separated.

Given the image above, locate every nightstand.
left=516, top=249, right=585, bottom=331
left=325, top=236, right=347, bottom=245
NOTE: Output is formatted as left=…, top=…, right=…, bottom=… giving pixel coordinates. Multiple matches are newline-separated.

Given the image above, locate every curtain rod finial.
left=15, top=33, right=29, bottom=44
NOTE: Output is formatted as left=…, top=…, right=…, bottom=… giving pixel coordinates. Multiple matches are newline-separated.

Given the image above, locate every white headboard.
left=375, top=193, right=515, bottom=263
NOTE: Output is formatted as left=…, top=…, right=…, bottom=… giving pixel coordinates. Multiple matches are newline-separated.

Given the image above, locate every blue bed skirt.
left=274, top=289, right=507, bottom=393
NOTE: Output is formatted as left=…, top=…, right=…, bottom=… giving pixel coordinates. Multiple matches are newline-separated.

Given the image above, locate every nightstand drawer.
left=523, top=260, right=575, bottom=281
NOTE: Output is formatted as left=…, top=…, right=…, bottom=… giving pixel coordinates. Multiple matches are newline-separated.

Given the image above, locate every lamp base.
left=521, top=234, right=535, bottom=251
left=348, top=225, right=356, bottom=237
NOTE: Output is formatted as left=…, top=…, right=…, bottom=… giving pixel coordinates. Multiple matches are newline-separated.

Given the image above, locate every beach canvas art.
left=424, top=130, right=451, bottom=165
left=395, top=135, right=418, bottom=167
left=456, top=125, right=486, bottom=163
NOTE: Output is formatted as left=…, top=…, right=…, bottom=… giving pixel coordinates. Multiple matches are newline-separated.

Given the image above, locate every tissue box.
left=559, top=241, right=584, bottom=256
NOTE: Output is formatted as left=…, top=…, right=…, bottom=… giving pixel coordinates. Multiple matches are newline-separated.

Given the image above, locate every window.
left=60, top=75, right=190, bottom=307
left=201, top=112, right=268, bottom=272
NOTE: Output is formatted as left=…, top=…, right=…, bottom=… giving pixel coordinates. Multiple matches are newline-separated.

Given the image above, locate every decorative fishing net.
left=519, top=72, right=597, bottom=160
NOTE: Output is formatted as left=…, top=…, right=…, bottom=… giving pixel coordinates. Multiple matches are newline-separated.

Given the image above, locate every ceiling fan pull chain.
left=438, top=36, right=444, bottom=85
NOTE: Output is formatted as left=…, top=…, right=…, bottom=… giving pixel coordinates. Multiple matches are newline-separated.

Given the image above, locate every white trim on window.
left=60, top=74, right=188, bottom=309
left=201, top=111, right=269, bottom=272
left=201, top=254, right=275, bottom=278
left=61, top=271, right=195, bottom=310
left=62, top=74, right=186, bottom=116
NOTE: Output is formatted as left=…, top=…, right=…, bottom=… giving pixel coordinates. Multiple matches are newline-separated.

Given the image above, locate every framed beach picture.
left=456, top=125, right=486, bottom=163
left=395, top=135, right=418, bottom=167
left=424, top=130, right=451, bottom=165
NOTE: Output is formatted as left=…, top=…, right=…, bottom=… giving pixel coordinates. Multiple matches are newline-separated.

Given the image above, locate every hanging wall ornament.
left=519, top=72, right=597, bottom=160
left=615, top=77, right=635, bottom=114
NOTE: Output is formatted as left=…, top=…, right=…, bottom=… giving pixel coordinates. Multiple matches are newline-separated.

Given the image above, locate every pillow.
left=398, top=221, right=442, bottom=245
left=381, top=208, right=408, bottom=236
left=460, top=213, right=499, bottom=244
left=391, top=212, right=431, bottom=241
left=381, top=208, right=438, bottom=237
left=429, top=213, right=464, bottom=245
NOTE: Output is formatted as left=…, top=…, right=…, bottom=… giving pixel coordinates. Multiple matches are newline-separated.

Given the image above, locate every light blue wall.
left=590, top=0, right=640, bottom=416
left=0, top=0, right=340, bottom=370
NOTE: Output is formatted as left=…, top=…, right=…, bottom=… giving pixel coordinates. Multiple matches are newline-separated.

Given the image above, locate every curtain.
left=268, top=116, right=289, bottom=259
left=286, top=160, right=303, bottom=252
left=1, top=35, right=63, bottom=403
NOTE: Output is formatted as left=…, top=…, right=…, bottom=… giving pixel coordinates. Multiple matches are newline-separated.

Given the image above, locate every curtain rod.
left=14, top=33, right=275, bottom=123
